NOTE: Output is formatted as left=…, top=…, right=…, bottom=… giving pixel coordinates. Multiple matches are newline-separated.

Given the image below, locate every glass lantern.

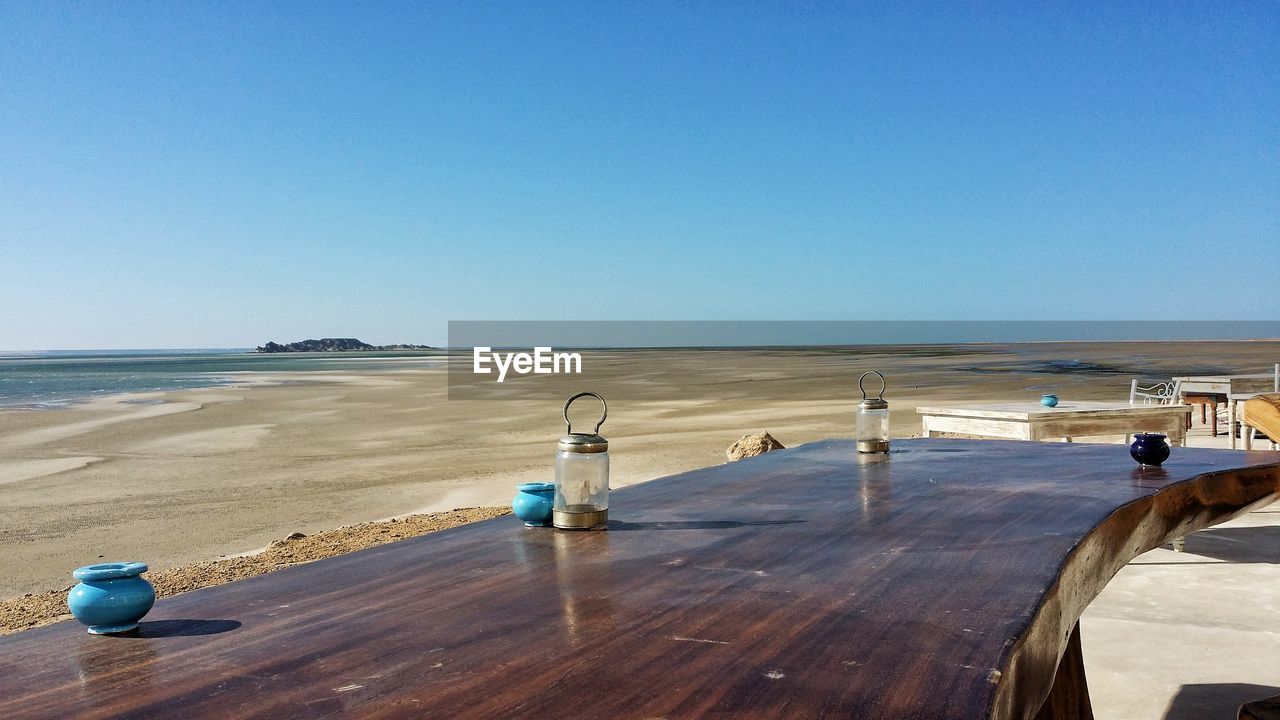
left=856, top=371, right=890, bottom=454
left=553, top=392, right=610, bottom=530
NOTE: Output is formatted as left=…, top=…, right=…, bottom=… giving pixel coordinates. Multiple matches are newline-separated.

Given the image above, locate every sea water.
left=0, top=349, right=444, bottom=408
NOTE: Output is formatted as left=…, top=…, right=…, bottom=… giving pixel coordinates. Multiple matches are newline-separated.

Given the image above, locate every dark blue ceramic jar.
left=67, top=561, right=155, bottom=635
left=1130, top=433, right=1171, bottom=467
left=512, top=482, right=555, bottom=526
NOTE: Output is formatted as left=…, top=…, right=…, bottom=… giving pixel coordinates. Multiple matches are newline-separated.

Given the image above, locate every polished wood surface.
left=1, top=439, right=1277, bottom=720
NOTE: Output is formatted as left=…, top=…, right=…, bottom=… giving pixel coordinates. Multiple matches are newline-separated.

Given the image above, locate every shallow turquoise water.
left=0, top=350, right=444, bottom=408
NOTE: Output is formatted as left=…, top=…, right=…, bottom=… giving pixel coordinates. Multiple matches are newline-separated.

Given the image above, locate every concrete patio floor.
left=1083, top=422, right=1280, bottom=719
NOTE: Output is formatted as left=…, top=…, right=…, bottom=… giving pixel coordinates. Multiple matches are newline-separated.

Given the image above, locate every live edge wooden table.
left=2, top=440, right=1278, bottom=720
left=917, top=402, right=1193, bottom=446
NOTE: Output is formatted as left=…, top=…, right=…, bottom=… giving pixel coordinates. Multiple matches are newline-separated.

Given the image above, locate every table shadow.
left=1180, top=526, right=1280, bottom=565
left=1161, top=683, right=1280, bottom=720
left=136, top=619, right=242, bottom=637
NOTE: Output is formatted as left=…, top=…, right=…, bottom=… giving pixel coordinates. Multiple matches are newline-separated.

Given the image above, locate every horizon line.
left=5, top=337, right=1280, bottom=355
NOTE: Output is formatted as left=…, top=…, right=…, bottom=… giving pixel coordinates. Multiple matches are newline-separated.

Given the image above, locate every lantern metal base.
left=553, top=506, right=608, bottom=530
left=857, top=439, right=890, bottom=454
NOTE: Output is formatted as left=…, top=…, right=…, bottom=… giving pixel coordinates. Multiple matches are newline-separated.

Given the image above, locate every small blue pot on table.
left=1041, top=394, right=1059, bottom=408
left=67, top=561, right=156, bottom=635
left=512, top=482, right=556, bottom=527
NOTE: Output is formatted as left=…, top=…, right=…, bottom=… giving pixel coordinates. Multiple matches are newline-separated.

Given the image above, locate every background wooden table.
left=917, top=402, right=1192, bottom=444
left=1, top=439, right=1277, bottom=720
left=1175, top=375, right=1277, bottom=439
left=1173, top=374, right=1276, bottom=397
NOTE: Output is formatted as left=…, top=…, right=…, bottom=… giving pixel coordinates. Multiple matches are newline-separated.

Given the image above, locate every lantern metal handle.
left=858, top=371, right=886, bottom=401
left=564, top=391, right=607, bottom=435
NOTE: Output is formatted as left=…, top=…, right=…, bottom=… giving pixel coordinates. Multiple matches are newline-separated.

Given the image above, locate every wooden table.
left=1235, top=393, right=1280, bottom=451
left=917, top=402, right=1193, bottom=445
left=1175, top=375, right=1277, bottom=439
left=1229, top=392, right=1274, bottom=450
left=1173, top=374, right=1276, bottom=397
left=1173, top=374, right=1279, bottom=449
left=1, top=439, right=1277, bottom=720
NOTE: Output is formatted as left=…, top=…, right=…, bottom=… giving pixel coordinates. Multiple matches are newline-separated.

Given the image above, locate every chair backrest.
left=1130, top=378, right=1180, bottom=405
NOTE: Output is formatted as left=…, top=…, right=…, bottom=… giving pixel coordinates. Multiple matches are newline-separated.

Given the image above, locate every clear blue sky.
left=1, top=2, right=1276, bottom=349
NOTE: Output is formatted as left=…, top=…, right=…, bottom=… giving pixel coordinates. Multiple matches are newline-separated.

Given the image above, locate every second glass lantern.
left=856, top=371, right=890, bottom=454
left=553, top=392, right=610, bottom=530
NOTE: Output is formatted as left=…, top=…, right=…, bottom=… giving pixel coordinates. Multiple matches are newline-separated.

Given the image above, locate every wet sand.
left=2, top=341, right=1278, bottom=599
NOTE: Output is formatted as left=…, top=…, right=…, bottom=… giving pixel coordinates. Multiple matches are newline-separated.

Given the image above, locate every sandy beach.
left=2, top=341, right=1277, bottom=598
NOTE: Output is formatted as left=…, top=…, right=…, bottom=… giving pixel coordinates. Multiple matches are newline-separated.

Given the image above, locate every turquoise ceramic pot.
left=512, top=482, right=555, bottom=527
left=1041, top=394, right=1059, bottom=408
left=67, top=562, right=155, bottom=635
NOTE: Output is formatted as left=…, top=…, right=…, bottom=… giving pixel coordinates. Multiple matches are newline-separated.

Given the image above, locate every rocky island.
left=255, top=338, right=434, bottom=353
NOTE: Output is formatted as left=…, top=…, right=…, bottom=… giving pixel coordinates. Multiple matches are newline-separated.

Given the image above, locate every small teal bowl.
left=1041, top=394, right=1059, bottom=408
left=512, top=482, right=555, bottom=527
left=67, top=562, right=156, bottom=635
